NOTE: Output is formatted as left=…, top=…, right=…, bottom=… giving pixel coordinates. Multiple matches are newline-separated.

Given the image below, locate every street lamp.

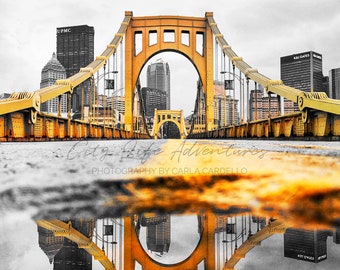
left=90, top=70, right=120, bottom=127
left=220, top=70, right=246, bottom=125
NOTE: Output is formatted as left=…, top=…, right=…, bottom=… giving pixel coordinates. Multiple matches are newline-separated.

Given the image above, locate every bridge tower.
left=124, top=212, right=216, bottom=270
left=124, top=11, right=214, bottom=133
left=151, top=109, right=187, bottom=139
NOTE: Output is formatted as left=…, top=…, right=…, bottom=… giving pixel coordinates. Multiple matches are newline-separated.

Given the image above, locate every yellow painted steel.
left=0, top=91, right=40, bottom=115
left=36, top=220, right=116, bottom=270
left=124, top=12, right=214, bottom=132
left=124, top=212, right=216, bottom=270
left=151, top=109, right=187, bottom=139
left=223, top=220, right=287, bottom=270
left=0, top=111, right=148, bottom=141
left=188, top=112, right=340, bottom=139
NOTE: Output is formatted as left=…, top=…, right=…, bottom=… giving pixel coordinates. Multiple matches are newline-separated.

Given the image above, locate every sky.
left=1, top=0, right=340, bottom=116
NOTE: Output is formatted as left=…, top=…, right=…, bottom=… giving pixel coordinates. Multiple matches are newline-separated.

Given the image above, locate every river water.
left=0, top=139, right=339, bottom=269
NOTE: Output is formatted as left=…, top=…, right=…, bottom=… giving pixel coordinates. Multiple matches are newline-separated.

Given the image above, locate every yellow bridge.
left=151, top=109, right=187, bottom=139
left=0, top=11, right=339, bottom=141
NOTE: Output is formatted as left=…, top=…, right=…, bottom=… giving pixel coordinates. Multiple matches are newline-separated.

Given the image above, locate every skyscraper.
left=40, top=53, right=67, bottom=114
left=281, top=51, right=324, bottom=92
left=147, top=59, right=170, bottom=109
left=140, top=87, right=167, bottom=118
left=38, top=226, right=64, bottom=264
left=140, top=213, right=171, bottom=255
left=284, top=228, right=329, bottom=263
left=334, top=227, right=340, bottom=244
left=329, top=68, right=340, bottom=99
left=280, top=51, right=324, bottom=112
left=56, top=25, right=94, bottom=115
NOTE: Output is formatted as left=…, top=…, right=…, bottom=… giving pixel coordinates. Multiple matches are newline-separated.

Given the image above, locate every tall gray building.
left=280, top=51, right=324, bottom=112
left=140, top=214, right=171, bottom=255
left=40, top=53, right=67, bottom=114
left=140, top=87, right=167, bottom=118
left=147, top=59, right=170, bottom=109
left=281, top=51, right=324, bottom=92
left=329, top=68, right=340, bottom=99
left=56, top=25, right=94, bottom=116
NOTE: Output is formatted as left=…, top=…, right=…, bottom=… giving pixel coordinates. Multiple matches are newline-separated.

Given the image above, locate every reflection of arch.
left=124, top=213, right=216, bottom=269
left=124, top=12, right=214, bottom=132
left=36, top=220, right=115, bottom=270
left=223, top=220, right=288, bottom=270
left=151, top=109, right=187, bottom=139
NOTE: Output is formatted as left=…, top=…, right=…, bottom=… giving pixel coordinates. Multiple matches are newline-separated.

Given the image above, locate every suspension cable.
left=188, top=80, right=201, bottom=135
left=246, top=77, right=250, bottom=122
left=255, top=81, right=258, bottom=121
left=240, top=69, right=244, bottom=123
left=136, top=79, right=151, bottom=137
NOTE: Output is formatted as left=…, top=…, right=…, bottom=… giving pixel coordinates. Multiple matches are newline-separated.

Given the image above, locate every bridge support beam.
left=124, top=21, right=134, bottom=133
left=205, top=12, right=215, bottom=132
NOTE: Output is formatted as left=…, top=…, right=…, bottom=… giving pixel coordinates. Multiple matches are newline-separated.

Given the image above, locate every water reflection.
left=136, top=213, right=171, bottom=258
left=32, top=211, right=340, bottom=270
left=38, top=219, right=94, bottom=269
left=1, top=139, right=339, bottom=269
left=135, top=213, right=201, bottom=264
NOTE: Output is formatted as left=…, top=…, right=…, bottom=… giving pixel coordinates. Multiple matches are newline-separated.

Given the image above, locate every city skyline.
left=1, top=0, right=340, bottom=117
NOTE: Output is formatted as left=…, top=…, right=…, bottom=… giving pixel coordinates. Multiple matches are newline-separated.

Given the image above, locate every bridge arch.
left=154, top=119, right=181, bottom=139
left=151, top=109, right=187, bottom=139
left=125, top=12, right=214, bottom=132
left=135, top=48, right=203, bottom=91
left=124, top=213, right=216, bottom=270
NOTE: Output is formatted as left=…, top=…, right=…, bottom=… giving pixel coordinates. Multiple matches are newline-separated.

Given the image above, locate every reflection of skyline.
left=38, top=226, right=64, bottom=264
left=38, top=219, right=94, bottom=269
left=140, top=213, right=171, bottom=255
left=32, top=213, right=340, bottom=270
left=333, top=227, right=340, bottom=244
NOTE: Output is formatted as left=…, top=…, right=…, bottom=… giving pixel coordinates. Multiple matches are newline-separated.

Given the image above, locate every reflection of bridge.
left=37, top=219, right=116, bottom=270
left=1, top=11, right=339, bottom=141
left=37, top=214, right=288, bottom=270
